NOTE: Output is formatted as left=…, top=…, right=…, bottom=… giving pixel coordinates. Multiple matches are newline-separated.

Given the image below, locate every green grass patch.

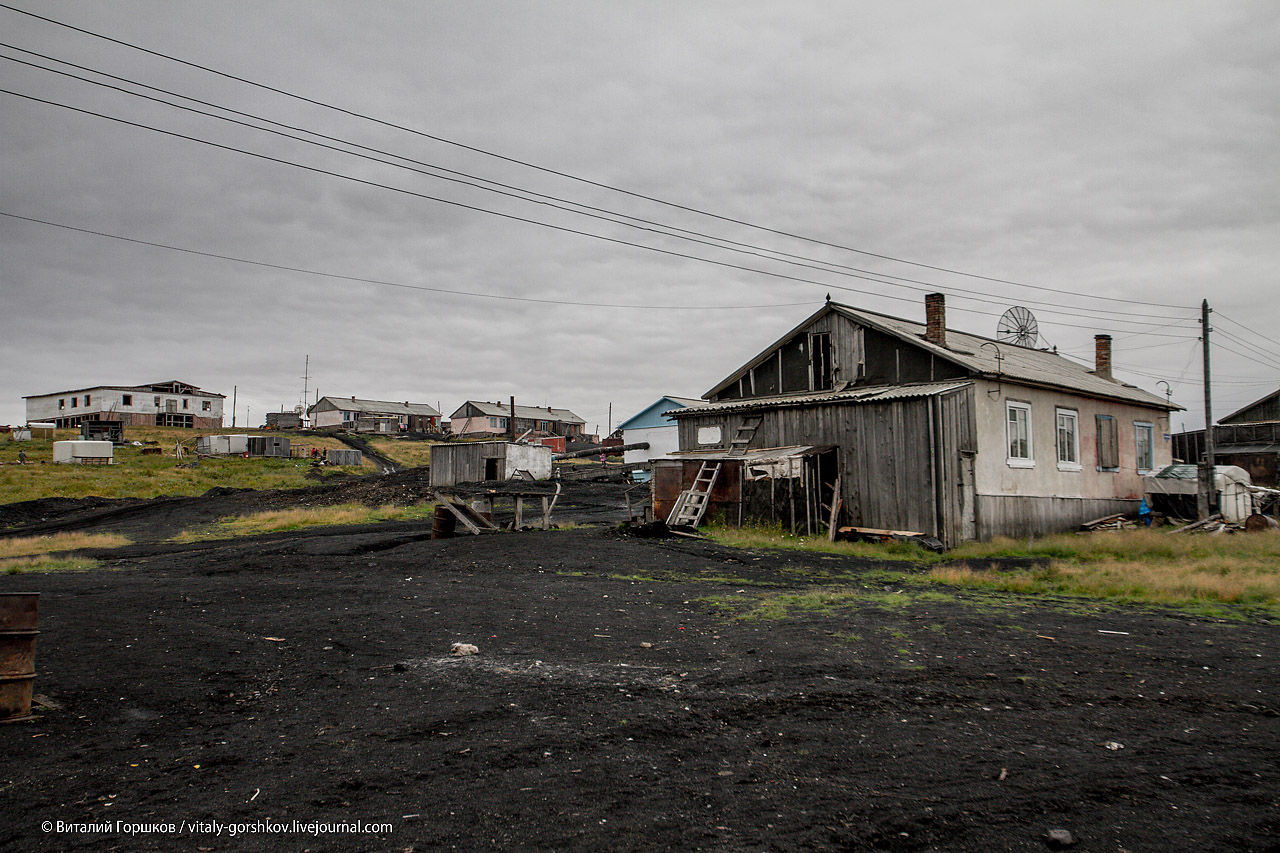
left=0, top=531, right=131, bottom=557
left=3, top=555, right=101, bottom=574
left=1, top=426, right=377, bottom=506
left=170, top=502, right=437, bottom=542
left=362, top=437, right=440, bottom=469
left=703, top=523, right=1280, bottom=616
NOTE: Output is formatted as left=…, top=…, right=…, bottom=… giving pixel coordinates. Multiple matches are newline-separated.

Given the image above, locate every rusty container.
left=0, top=592, right=39, bottom=722
left=431, top=504, right=456, bottom=539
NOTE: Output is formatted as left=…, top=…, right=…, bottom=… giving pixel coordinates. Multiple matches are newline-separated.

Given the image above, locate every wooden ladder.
left=727, top=416, right=762, bottom=457
left=667, top=461, right=722, bottom=528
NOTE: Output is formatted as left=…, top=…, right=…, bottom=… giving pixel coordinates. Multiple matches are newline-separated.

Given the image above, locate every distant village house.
left=24, top=380, right=224, bottom=429
left=449, top=401, right=586, bottom=439
left=308, top=396, right=442, bottom=433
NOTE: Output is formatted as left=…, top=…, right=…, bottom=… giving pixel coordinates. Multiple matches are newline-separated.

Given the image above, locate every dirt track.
left=1, top=478, right=1277, bottom=852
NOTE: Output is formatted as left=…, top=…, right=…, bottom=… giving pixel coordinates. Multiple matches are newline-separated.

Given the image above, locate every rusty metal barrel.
left=431, top=504, right=456, bottom=539
left=0, top=592, right=39, bottom=722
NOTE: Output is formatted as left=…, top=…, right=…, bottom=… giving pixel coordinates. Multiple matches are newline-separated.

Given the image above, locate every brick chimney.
left=925, top=293, right=947, bottom=347
left=1095, top=334, right=1113, bottom=381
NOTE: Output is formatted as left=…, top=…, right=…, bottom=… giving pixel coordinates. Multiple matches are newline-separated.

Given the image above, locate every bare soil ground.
left=1, top=475, right=1277, bottom=852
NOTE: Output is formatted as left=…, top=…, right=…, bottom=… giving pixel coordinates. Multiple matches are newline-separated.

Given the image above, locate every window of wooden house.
left=58, top=398, right=65, bottom=409
left=1006, top=401, right=1033, bottom=467
left=1096, top=415, right=1120, bottom=471
left=1134, top=422, right=1154, bottom=473
left=84, top=394, right=91, bottom=406
left=1056, top=408, right=1080, bottom=471
left=809, top=332, right=833, bottom=391
left=71, top=397, right=77, bottom=408
left=182, top=398, right=189, bottom=410
left=202, top=400, right=211, bottom=412
left=154, top=396, right=161, bottom=407
left=121, top=394, right=132, bottom=406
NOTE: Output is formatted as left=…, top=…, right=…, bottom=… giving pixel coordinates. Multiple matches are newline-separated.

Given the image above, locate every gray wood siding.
left=429, top=442, right=506, bottom=487
left=978, top=495, right=1139, bottom=539
left=713, top=313, right=870, bottom=403
left=677, top=396, right=948, bottom=539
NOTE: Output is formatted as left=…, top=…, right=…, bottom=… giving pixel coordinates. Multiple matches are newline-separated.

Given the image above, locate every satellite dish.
left=997, top=306, right=1040, bottom=348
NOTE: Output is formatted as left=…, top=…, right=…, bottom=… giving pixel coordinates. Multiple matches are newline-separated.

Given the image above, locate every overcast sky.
left=3, top=1, right=1277, bottom=435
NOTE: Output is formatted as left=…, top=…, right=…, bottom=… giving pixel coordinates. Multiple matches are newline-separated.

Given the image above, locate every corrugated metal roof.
left=453, top=401, right=585, bottom=424
left=702, top=301, right=1179, bottom=412
left=671, top=380, right=972, bottom=417
left=666, top=444, right=832, bottom=462
left=313, top=397, right=441, bottom=417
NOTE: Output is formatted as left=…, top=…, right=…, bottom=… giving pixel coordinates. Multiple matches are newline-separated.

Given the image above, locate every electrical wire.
left=0, top=47, right=1199, bottom=329
left=0, top=87, right=1201, bottom=337
left=1216, top=311, right=1280, bottom=351
left=0, top=2, right=1198, bottom=313
left=0, top=211, right=819, bottom=311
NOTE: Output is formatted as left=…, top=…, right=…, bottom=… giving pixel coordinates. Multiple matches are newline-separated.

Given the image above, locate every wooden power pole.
left=1197, top=300, right=1215, bottom=519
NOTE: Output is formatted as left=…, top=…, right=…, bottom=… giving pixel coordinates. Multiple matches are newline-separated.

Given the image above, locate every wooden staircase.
left=667, top=461, right=721, bottom=527
left=727, top=416, right=762, bottom=457
left=667, top=417, right=763, bottom=528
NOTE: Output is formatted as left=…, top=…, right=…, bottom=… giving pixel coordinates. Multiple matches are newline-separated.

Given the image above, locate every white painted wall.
left=25, top=387, right=224, bottom=423
left=52, top=440, right=113, bottom=463
left=622, top=424, right=680, bottom=465
left=505, top=443, right=553, bottom=480
left=972, top=378, right=1173, bottom=502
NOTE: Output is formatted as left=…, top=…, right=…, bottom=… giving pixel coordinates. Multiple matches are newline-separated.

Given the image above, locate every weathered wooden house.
left=1173, top=388, right=1280, bottom=486
left=662, top=296, right=1179, bottom=545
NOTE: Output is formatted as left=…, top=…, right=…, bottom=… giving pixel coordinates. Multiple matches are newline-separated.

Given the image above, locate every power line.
left=0, top=2, right=1198, bottom=314
left=0, top=211, right=819, bottom=311
left=0, top=86, right=1199, bottom=337
left=1216, top=311, right=1280, bottom=350
left=0, top=47, right=1198, bottom=329
left=1215, top=328, right=1280, bottom=368
left=1214, top=340, right=1280, bottom=373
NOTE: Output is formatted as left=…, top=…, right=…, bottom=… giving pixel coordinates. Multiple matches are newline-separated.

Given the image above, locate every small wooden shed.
left=429, top=442, right=553, bottom=487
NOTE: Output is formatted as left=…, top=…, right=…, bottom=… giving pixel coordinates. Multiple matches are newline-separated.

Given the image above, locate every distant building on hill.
left=449, top=401, right=586, bottom=439
left=24, top=380, right=224, bottom=429
left=308, top=396, right=442, bottom=433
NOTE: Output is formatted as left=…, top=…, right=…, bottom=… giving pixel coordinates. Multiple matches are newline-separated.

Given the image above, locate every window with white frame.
left=1055, top=408, right=1080, bottom=470
left=1135, top=422, right=1154, bottom=472
left=1006, top=401, right=1033, bottom=467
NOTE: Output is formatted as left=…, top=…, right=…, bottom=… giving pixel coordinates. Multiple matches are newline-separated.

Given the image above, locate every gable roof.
left=310, top=396, right=441, bottom=418
left=451, top=401, right=585, bottom=424
left=706, top=301, right=1178, bottom=411
left=616, top=395, right=703, bottom=431
left=1220, top=388, right=1280, bottom=424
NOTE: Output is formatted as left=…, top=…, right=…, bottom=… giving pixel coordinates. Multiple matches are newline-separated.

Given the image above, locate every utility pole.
left=508, top=396, right=516, bottom=442
left=231, top=385, right=237, bottom=428
left=1197, top=300, right=1215, bottom=519
left=301, top=355, right=310, bottom=428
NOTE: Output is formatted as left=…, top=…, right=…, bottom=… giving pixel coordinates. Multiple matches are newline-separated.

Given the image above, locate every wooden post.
left=514, top=497, right=524, bottom=529
left=542, top=496, right=551, bottom=529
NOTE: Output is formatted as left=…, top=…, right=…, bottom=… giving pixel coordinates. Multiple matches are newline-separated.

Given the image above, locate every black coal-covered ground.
left=0, top=479, right=1277, bottom=852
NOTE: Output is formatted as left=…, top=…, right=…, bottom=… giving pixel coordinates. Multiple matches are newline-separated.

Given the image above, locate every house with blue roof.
left=615, top=395, right=703, bottom=480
